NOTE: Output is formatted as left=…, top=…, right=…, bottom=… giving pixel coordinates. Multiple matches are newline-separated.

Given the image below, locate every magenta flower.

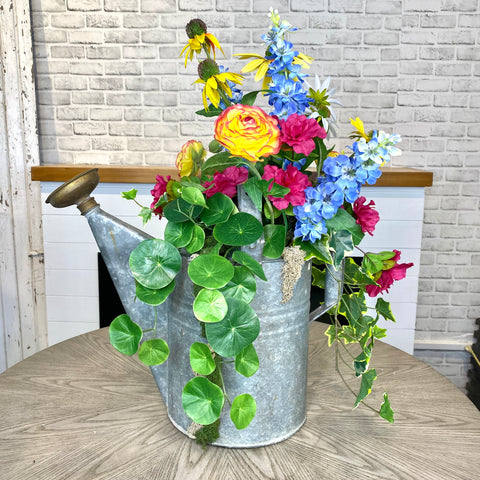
left=150, top=175, right=171, bottom=217
left=366, top=250, right=414, bottom=297
left=279, top=114, right=327, bottom=156
left=353, top=196, right=380, bottom=236
left=203, top=166, right=248, bottom=198
left=262, top=164, right=311, bottom=210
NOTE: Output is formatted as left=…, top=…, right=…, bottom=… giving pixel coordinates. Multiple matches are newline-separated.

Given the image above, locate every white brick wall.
left=31, top=1, right=480, bottom=390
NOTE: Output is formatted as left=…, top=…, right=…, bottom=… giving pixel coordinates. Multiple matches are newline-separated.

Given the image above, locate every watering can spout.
left=46, top=169, right=170, bottom=403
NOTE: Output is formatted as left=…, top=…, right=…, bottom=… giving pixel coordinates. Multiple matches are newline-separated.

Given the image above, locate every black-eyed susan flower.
left=180, top=18, right=224, bottom=67
left=194, top=59, right=244, bottom=110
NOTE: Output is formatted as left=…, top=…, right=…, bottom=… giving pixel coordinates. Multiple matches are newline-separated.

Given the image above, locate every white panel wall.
left=41, top=182, right=166, bottom=346
left=41, top=182, right=424, bottom=353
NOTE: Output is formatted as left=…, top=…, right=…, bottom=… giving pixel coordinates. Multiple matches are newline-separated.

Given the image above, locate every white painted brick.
left=72, top=92, right=105, bottom=104
left=67, top=0, right=101, bottom=11
left=441, top=0, right=478, bottom=12
left=104, top=0, right=139, bottom=12
left=86, top=14, right=122, bottom=28
left=123, top=14, right=159, bottom=28
left=105, top=30, right=140, bottom=44
left=365, top=0, right=402, bottom=14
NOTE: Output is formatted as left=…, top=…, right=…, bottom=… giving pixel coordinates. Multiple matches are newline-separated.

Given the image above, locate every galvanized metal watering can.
left=46, top=168, right=342, bottom=448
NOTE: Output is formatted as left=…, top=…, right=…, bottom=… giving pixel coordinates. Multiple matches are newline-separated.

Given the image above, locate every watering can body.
left=46, top=169, right=340, bottom=447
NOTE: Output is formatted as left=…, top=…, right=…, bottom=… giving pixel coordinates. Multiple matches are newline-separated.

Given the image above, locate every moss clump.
left=194, top=418, right=220, bottom=448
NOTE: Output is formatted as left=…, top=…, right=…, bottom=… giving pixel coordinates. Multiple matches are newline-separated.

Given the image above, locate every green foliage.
left=201, top=152, right=243, bottom=175
left=231, top=251, right=267, bottom=281
left=219, top=266, right=257, bottom=304
left=295, top=236, right=332, bottom=264
left=205, top=297, right=260, bottom=357
left=186, top=224, right=206, bottom=254
left=182, top=376, right=225, bottom=425
left=138, top=207, right=152, bottom=226
left=193, top=289, right=228, bottom=323
left=163, top=198, right=203, bottom=223
left=379, top=392, right=394, bottom=423
left=121, top=188, right=137, bottom=200
left=230, top=394, right=257, bottom=429
left=213, top=212, right=264, bottom=246
left=354, top=369, right=377, bottom=408
left=135, top=280, right=175, bottom=306
left=200, top=193, right=235, bottom=225
left=235, top=344, right=259, bottom=377
left=138, top=339, right=169, bottom=366
left=164, top=220, right=194, bottom=248
left=109, top=314, right=142, bottom=356
left=189, top=342, right=216, bottom=375
left=263, top=224, right=286, bottom=259
left=181, top=186, right=207, bottom=207
left=188, top=254, right=234, bottom=289
left=129, top=239, right=182, bottom=290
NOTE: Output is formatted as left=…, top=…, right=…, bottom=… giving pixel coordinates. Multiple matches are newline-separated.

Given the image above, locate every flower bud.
left=176, top=140, right=207, bottom=177
left=185, top=18, right=207, bottom=39
left=208, top=139, right=223, bottom=153
left=198, top=59, right=220, bottom=81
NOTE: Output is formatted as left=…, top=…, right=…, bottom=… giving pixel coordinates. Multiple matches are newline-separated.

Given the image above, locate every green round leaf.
left=205, top=297, right=260, bottom=357
left=188, top=254, right=234, bottom=289
left=182, top=376, right=225, bottom=425
left=129, top=239, right=181, bottom=289
left=213, top=212, right=264, bottom=247
left=262, top=224, right=286, bottom=259
left=135, top=279, right=175, bottom=305
left=181, top=186, right=207, bottom=207
left=193, top=288, right=228, bottom=323
left=219, top=266, right=256, bottom=304
left=230, top=394, right=256, bottom=430
left=232, top=251, right=267, bottom=281
left=189, top=342, right=216, bottom=375
left=200, top=192, right=235, bottom=226
left=186, top=224, right=206, bottom=254
left=163, top=198, right=203, bottom=223
left=109, top=314, right=142, bottom=356
left=235, top=344, right=259, bottom=378
left=138, top=338, right=170, bottom=366
left=164, top=220, right=194, bottom=248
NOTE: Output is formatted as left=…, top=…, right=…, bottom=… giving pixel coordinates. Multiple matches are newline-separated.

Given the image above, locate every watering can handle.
left=237, top=186, right=265, bottom=261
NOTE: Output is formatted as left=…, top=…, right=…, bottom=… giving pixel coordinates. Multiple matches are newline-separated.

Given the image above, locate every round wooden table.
left=1, top=323, right=479, bottom=480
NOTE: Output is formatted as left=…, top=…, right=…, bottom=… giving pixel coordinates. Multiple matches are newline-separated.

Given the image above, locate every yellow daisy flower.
left=195, top=60, right=244, bottom=110
left=350, top=117, right=371, bottom=141
left=234, top=53, right=272, bottom=89
left=180, top=19, right=224, bottom=67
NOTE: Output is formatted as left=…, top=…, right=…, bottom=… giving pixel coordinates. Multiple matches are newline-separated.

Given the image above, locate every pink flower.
left=150, top=175, right=171, bottom=217
left=353, top=196, right=380, bottom=236
left=278, top=114, right=326, bottom=156
left=203, top=166, right=248, bottom=198
left=262, top=164, right=311, bottom=210
left=366, top=250, right=414, bottom=297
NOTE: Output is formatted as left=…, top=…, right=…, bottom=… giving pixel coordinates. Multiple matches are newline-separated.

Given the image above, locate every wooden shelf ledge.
left=31, top=164, right=433, bottom=188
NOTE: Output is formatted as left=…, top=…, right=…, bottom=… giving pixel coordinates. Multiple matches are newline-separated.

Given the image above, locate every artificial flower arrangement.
left=109, top=9, right=412, bottom=444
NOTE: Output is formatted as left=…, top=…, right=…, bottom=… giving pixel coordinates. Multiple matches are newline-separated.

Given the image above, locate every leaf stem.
left=244, top=160, right=276, bottom=224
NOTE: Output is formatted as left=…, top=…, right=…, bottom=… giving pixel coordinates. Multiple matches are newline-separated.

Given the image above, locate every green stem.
left=245, top=160, right=276, bottom=224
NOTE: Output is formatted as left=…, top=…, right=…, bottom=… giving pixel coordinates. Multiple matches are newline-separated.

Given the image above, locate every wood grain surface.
left=0, top=323, right=478, bottom=480
left=30, top=164, right=434, bottom=188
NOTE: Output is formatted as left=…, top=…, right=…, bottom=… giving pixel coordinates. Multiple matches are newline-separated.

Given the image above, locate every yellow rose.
left=214, top=104, right=281, bottom=162
left=175, top=140, right=207, bottom=177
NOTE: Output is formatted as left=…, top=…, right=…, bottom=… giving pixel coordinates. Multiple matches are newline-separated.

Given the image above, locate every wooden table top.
left=1, top=323, right=479, bottom=480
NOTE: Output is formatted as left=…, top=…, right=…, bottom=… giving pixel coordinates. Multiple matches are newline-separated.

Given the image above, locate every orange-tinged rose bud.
left=175, top=140, right=207, bottom=177
left=214, top=104, right=281, bottom=163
